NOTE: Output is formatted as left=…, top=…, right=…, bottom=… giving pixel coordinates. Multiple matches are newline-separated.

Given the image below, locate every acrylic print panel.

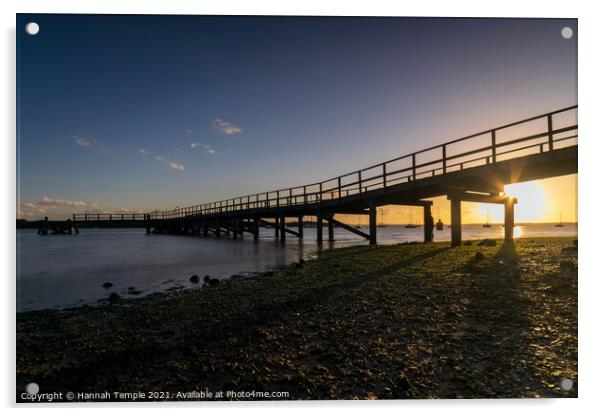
left=16, top=14, right=578, bottom=402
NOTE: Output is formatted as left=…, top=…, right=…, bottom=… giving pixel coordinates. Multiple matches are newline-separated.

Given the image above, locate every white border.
left=3, top=1, right=601, bottom=415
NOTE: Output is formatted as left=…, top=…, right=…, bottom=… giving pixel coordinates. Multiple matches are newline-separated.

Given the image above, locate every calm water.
left=17, top=223, right=577, bottom=312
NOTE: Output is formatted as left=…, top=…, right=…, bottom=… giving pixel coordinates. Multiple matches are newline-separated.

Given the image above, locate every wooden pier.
left=87, top=106, right=580, bottom=246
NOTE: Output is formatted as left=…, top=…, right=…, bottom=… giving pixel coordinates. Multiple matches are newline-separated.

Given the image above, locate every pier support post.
left=253, top=217, right=259, bottom=241
left=233, top=218, right=238, bottom=240
left=274, top=216, right=280, bottom=238
left=328, top=216, right=335, bottom=242
left=316, top=211, right=323, bottom=244
left=215, top=220, right=221, bottom=237
left=298, top=215, right=304, bottom=239
left=450, top=197, right=462, bottom=247
left=504, top=197, right=517, bottom=241
left=145, top=214, right=151, bottom=234
left=280, top=215, right=286, bottom=242
left=369, top=203, right=377, bottom=245
left=423, top=205, right=434, bottom=242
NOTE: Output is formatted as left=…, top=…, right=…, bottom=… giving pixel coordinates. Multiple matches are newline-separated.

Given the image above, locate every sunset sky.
left=17, top=15, right=577, bottom=222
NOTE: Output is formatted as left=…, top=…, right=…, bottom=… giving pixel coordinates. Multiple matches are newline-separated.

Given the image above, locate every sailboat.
left=378, top=208, right=387, bottom=228
left=435, top=207, right=444, bottom=230
left=404, top=210, right=418, bottom=229
left=555, top=212, right=565, bottom=227
left=483, top=208, right=492, bottom=228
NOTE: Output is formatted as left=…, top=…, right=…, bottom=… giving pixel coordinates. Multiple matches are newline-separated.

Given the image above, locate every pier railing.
left=72, top=213, right=147, bottom=221
left=149, top=105, right=578, bottom=220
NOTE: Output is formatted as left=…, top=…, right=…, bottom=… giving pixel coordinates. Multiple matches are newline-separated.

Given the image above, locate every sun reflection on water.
left=514, top=225, right=524, bottom=238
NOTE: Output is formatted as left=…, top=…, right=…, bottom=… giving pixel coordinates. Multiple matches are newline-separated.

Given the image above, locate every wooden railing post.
left=412, top=154, right=416, bottom=181
left=547, top=114, right=554, bottom=151
left=491, top=130, right=497, bottom=163
left=358, top=171, right=362, bottom=194
left=382, top=163, right=387, bottom=188
left=442, top=145, right=447, bottom=174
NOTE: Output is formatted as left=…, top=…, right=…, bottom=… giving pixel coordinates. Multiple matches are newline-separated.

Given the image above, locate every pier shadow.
left=198, top=245, right=454, bottom=334
left=435, top=240, right=557, bottom=398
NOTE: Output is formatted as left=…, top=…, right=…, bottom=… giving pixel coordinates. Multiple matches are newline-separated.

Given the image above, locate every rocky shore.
left=16, top=237, right=578, bottom=401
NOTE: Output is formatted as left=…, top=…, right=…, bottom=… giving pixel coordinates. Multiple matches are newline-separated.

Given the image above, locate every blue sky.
left=17, top=15, right=577, bottom=219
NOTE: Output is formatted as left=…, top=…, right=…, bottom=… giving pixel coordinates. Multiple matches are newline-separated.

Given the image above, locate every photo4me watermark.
left=20, top=384, right=290, bottom=402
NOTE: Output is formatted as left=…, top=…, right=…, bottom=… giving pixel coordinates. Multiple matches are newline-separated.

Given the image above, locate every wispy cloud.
left=212, top=119, right=242, bottom=135
left=38, top=196, right=89, bottom=208
left=167, top=161, right=185, bottom=171
left=137, top=149, right=184, bottom=172
left=190, top=142, right=216, bottom=155
left=73, top=136, right=94, bottom=147
left=185, top=129, right=193, bottom=134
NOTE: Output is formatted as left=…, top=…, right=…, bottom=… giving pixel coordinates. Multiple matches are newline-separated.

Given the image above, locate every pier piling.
left=316, top=211, right=323, bottom=244
left=279, top=215, right=286, bottom=242
left=298, top=215, right=304, bottom=239
left=505, top=197, right=517, bottom=241
left=450, top=197, right=462, bottom=247
left=423, top=205, right=434, bottom=242
left=328, top=216, right=334, bottom=242
left=369, top=203, right=377, bottom=245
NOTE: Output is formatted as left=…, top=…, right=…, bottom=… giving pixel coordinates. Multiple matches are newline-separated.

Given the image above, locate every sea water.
left=16, top=223, right=577, bottom=311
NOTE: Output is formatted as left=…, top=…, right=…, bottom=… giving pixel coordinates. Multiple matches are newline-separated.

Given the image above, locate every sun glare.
left=514, top=225, right=524, bottom=238
left=504, top=181, right=548, bottom=223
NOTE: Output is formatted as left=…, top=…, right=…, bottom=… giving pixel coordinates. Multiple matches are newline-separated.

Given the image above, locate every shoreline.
left=17, top=237, right=577, bottom=400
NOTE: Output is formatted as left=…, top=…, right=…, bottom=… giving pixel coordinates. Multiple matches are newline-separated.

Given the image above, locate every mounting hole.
left=560, top=378, right=573, bottom=391
left=25, top=382, right=39, bottom=394
left=561, top=27, right=573, bottom=39
left=25, top=22, right=39, bottom=36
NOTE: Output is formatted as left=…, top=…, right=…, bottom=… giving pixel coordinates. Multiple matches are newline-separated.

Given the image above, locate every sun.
left=504, top=181, right=548, bottom=223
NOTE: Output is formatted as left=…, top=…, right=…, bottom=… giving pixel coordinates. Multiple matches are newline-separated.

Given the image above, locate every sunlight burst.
left=504, top=181, right=547, bottom=223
